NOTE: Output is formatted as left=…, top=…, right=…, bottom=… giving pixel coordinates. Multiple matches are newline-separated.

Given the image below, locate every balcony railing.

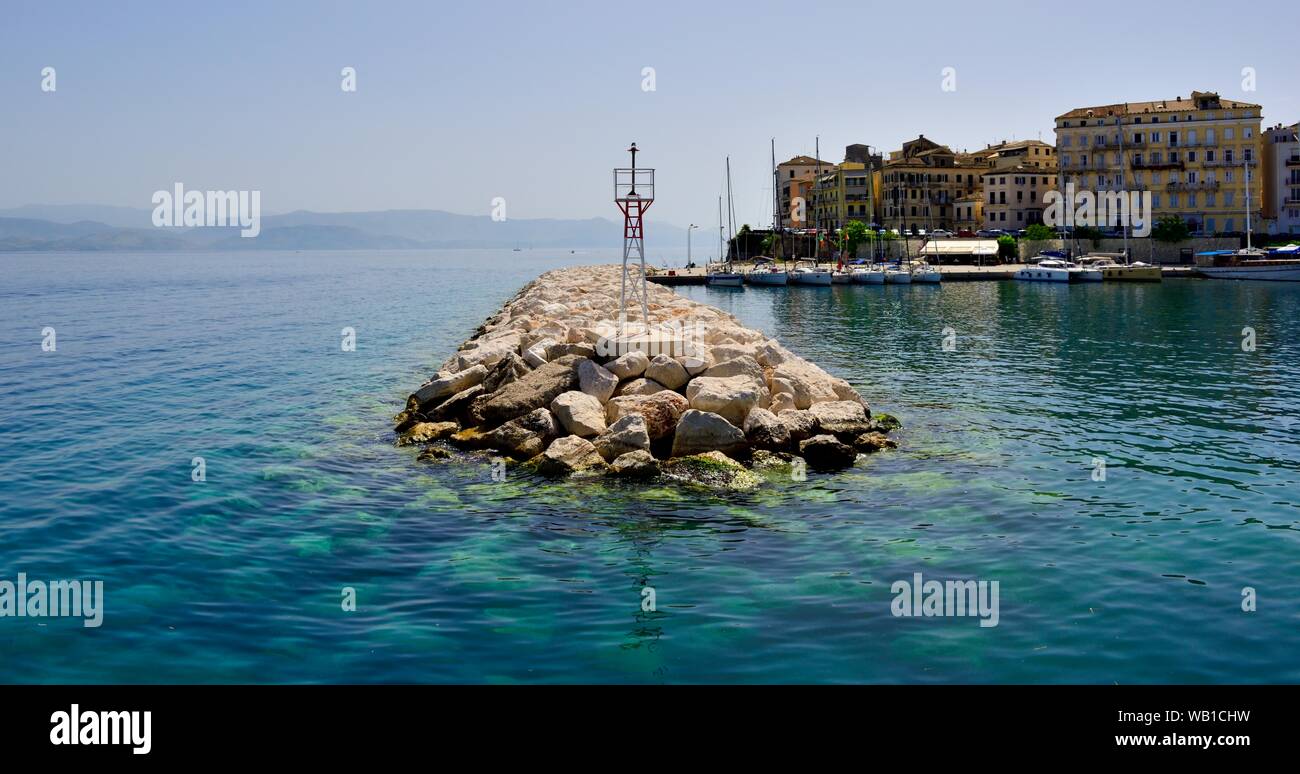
left=1132, top=160, right=1186, bottom=170
left=1166, top=181, right=1221, bottom=191
left=1285, top=157, right=1300, bottom=167
left=1203, top=158, right=1256, bottom=168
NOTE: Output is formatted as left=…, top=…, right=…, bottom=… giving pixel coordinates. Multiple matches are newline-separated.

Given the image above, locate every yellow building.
left=1055, top=91, right=1263, bottom=234
left=811, top=161, right=874, bottom=232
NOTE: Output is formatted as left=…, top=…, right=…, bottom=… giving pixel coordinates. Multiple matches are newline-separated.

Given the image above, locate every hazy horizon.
left=4, top=0, right=1298, bottom=232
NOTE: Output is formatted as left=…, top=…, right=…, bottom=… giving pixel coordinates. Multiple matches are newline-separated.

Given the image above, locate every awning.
left=916, top=239, right=1000, bottom=256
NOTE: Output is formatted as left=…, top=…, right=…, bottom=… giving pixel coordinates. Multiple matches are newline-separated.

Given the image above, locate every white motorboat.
left=1014, top=257, right=1083, bottom=282
left=851, top=265, right=886, bottom=284
left=789, top=261, right=833, bottom=286
left=745, top=256, right=788, bottom=285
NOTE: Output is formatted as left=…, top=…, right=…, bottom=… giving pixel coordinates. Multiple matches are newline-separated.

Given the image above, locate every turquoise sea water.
left=2, top=249, right=1298, bottom=684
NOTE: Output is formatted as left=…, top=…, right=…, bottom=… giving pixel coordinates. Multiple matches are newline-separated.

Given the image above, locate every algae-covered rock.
left=397, top=421, right=459, bottom=446
left=852, top=432, right=898, bottom=453
left=661, top=451, right=761, bottom=491
left=610, top=449, right=659, bottom=478
left=799, top=434, right=858, bottom=471
left=872, top=413, right=903, bottom=433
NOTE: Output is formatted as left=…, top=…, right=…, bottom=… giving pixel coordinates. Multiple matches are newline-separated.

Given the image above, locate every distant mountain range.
left=0, top=206, right=693, bottom=251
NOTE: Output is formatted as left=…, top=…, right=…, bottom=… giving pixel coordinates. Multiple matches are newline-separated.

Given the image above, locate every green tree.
left=1151, top=215, right=1191, bottom=243
left=1024, top=223, right=1055, bottom=241
left=842, top=220, right=870, bottom=259
left=996, top=234, right=1017, bottom=261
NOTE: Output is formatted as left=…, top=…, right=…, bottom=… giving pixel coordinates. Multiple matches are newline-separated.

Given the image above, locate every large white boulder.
left=550, top=390, right=607, bottom=437
left=645, top=354, right=689, bottom=390
left=578, top=359, right=619, bottom=404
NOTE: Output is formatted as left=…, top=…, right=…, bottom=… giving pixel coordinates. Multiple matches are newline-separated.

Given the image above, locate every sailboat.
left=1196, top=159, right=1300, bottom=280
left=708, top=161, right=745, bottom=287
left=746, top=143, right=789, bottom=286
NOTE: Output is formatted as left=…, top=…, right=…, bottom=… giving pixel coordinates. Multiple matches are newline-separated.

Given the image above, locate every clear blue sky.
left=3, top=0, right=1297, bottom=230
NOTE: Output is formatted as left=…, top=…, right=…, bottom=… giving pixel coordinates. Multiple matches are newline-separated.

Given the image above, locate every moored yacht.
left=789, top=260, right=833, bottom=286
left=1079, top=253, right=1162, bottom=282
left=1014, top=258, right=1083, bottom=283
left=745, top=257, right=789, bottom=285
left=884, top=263, right=913, bottom=284
left=908, top=260, right=942, bottom=284
left=851, top=264, right=886, bottom=284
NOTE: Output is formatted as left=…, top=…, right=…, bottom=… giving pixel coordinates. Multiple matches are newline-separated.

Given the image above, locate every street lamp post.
left=687, top=223, right=698, bottom=268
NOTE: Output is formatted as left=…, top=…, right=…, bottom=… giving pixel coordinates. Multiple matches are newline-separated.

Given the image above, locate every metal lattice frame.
left=614, top=154, right=654, bottom=337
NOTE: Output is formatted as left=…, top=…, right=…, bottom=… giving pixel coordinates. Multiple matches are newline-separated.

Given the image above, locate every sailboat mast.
left=718, top=195, right=724, bottom=265
left=772, top=138, right=782, bottom=259
left=1117, top=115, right=1130, bottom=262
left=726, top=156, right=738, bottom=262
left=1245, top=159, right=1253, bottom=251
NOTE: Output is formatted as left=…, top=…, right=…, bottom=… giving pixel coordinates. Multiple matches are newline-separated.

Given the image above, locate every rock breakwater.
left=395, top=265, right=898, bottom=486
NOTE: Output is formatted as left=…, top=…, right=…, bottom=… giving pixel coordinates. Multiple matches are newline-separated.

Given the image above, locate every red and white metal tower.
left=614, top=143, right=653, bottom=336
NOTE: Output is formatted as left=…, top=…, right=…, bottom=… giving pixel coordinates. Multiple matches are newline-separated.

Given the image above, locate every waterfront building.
left=877, top=135, right=987, bottom=233
left=1055, top=91, right=1263, bottom=234
left=981, top=165, right=1058, bottom=231
left=809, top=146, right=883, bottom=234
left=777, top=155, right=833, bottom=229
left=1261, top=122, right=1300, bottom=235
left=954, top=193, right=983, bottom=233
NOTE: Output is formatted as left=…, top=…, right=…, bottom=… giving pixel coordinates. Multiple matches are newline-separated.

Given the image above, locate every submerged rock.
left=661, top=451, right=760, bottom=491
left=417, top=446, right=452, bottom=462
left=853, top=432, right=898, bottom=453
left=397, top=421, right=459, bottom=447
left=799, top=434, right=858, bottom=471
left=871, top=413, right=903, bottom=433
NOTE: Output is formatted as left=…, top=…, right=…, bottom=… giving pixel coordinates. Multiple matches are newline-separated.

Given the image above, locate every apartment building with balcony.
left=1261, top=122, right=1300, bottom=235
left=876, top=135, right=987, bottom=233
left=981, top=166, right=1057, bottom=230
left=777, top=154, right=833, bottom=229
left=806, top=145, right=883, bottom=233
left=1055, top=91, right=1263, bottom=234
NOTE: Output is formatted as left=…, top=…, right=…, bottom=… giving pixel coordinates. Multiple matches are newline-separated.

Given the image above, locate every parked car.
left=930, top=229, right=954, bottom=238
left=957, top=229, right=976, bottom=238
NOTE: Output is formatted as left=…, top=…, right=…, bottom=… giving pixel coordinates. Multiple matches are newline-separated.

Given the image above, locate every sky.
left=3, top=0, right=1298, bottom=231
